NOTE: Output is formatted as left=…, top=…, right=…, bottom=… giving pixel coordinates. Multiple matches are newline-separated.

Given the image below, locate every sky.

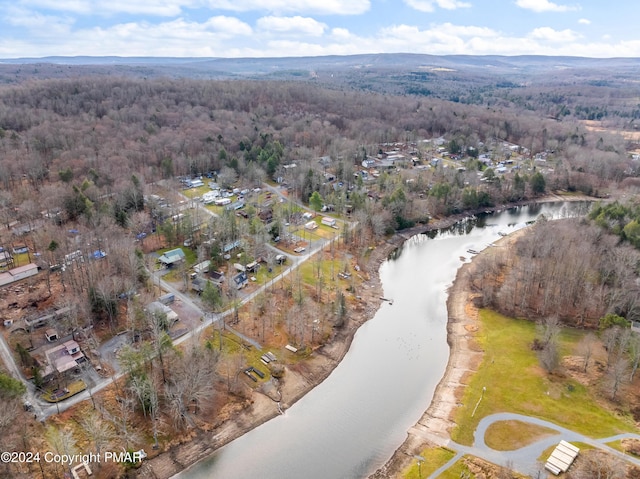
left=1, top=0, right=639, bottom=59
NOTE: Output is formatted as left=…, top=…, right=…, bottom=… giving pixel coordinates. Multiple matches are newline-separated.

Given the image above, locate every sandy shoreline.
left=137, top=195, right=589, bottom=479
left=369, top=249, right=481, bottom=478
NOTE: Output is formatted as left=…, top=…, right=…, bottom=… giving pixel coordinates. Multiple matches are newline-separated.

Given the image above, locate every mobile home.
left=321, top=217, right=336, bottom=227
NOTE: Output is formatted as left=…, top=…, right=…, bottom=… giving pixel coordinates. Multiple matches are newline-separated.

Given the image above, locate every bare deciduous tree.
left=567, top=450, right=626, bottom=479
left=79, top=409, right=115, bottom=456
left=577, top=333, right=597, bottom=373
left=606, top=356, right=629, bottom=401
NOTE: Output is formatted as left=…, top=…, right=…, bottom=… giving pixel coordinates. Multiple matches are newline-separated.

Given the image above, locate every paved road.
left=0, top=328, right=46, bottom=419
left=427, top=412, right=640, bottom=478
left=0, top=182, right=348, bottom=421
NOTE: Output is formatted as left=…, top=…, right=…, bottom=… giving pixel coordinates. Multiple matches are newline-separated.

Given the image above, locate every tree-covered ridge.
left=474, top=217, right=640, bottom=328
left=590, top=201, right=640, bottom=250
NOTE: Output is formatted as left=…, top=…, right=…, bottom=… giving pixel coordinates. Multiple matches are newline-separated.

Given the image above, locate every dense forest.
left=0, top=76, right=635, bottom=234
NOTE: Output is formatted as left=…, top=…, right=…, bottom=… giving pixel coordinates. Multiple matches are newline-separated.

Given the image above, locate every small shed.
left=304, top=221, right=318, bottom=231
left=0, top=251, right=13, bottom=267
left=545, top=440, right=579, bottom=475
left=45, top=328, right=58, bottom=342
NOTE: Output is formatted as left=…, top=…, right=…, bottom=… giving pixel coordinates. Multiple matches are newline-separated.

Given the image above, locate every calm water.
left=178, top=202, right=590, bottom=479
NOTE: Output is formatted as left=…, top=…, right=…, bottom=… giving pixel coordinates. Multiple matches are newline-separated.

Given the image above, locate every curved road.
left=427, top=412, right=640, bottom=478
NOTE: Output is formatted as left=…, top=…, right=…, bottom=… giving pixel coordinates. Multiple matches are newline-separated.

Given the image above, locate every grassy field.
left=437, top=456, right=474, bottom=479
left=484, top=420, right=557, bottom=451
left=402, top=447, right=456, bottom=478
left=299, top=256, right=345, bottom=285
left=205, top=329, right=272, bottom=383
left=451, top=310, right=638, bottom=446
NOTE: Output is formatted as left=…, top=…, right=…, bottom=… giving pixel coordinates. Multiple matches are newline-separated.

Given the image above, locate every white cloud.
left=578, top=18, right=590, bottom=25
left=530, top=26, right=580, bottom=42
left=257, top=16, right=326, bottom=36
left=17, top=16, right=255, bottom=57
left=18, top=0, right=187, bottom=16
left=203, top=0, right=370, bottom=15
left=204, top=16, right=253, bottom=36
left=437, top=23, right=496, bottom=37
left=4, top=5, right=640, bottom=60
left=515, top=0, right=580, bottom=13
left=17, top=0, right=371, bottom=17
left=5, top=5, right=74, bottom=31
left=404, top=0, right=471, bottom=12
left=331, top=27, right=352, bottom=40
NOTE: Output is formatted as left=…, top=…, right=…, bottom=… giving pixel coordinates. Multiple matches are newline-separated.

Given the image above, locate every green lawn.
left=437, top=456, right=473, bottom=479
left=451, top=310, right=638, bottom=446
left=156, top=246, right=197, bottom=265
left=206, top=329, right=273, bottom=382
left=298, top=256, right=344, bottom=285
left=42, top=380, right=86, bottom=402
left=181, top=185, right=209, bottom=199
left=402, top=447, right=456, bottom=478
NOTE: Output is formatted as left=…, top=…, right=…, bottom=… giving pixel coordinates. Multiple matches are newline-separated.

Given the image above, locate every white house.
left=321, top=217, right=336, bottom=227
left=362, top=158, right=376, bottom=168
left=193, top=260, right=211, bottom=274
left=187, top=178, right=204, bottom=188
left=0, top=263, right=38, bottom=287
left=202, top=191, right=220, bottom=204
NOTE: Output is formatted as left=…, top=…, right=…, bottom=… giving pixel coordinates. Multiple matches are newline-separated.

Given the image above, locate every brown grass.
left=484, top=420, right=558, bottom=451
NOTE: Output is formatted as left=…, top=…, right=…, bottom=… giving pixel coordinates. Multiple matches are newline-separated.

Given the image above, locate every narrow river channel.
left=178, top=202, right=590, bottom=479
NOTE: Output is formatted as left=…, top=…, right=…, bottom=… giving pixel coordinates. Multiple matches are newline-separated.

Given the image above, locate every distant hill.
left=3, top=53, right=640, bottom=75
left=2, top=53, right=640, bottom=112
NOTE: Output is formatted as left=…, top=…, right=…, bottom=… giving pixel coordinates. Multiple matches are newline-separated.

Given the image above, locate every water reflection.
left=179, top=201, right=591, bottom=479
left=419, top=202, right=591, bottom=242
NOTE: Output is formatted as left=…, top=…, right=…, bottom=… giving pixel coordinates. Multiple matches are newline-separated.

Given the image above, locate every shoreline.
left=138, top=194, right=591, bottom=479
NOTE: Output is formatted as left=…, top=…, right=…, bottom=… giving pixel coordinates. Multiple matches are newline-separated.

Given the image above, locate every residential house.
left=209, top=270, right=225, bottom=284
left=158, top=248, right=186, bottom=267
left=233, top=271, right=248, bottom=289
left=186, top=178, right=204, bottom=188
left=193, top=260, right=211, bottom=274
left=321, top=217, right=336, bottom=227
left=42, top=340, right=85, bottom=379
left=0, top=263, right=38, bottom=287
left=146, top=301, right=179, bottom=324
left=362, top=158, right=376, bottom=168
